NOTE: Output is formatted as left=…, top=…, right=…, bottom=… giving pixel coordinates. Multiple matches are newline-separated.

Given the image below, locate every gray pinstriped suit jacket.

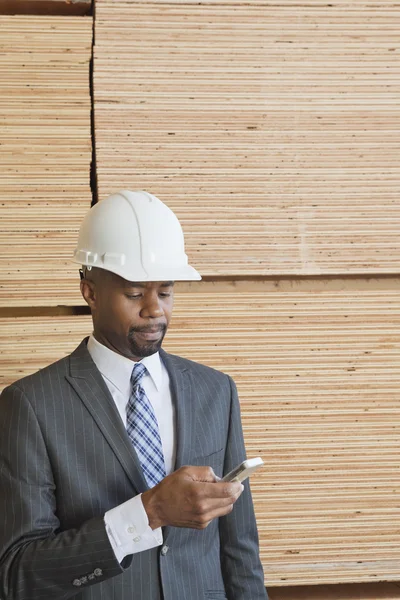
left=0, top=338, right=268, bottom=600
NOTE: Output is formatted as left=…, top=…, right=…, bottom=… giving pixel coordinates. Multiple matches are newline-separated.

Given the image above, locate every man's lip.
left=135, top=329, right=163, bottom=340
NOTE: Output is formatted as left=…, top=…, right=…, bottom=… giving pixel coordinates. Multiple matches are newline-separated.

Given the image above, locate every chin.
left=129, top=340, right=163, bottom=359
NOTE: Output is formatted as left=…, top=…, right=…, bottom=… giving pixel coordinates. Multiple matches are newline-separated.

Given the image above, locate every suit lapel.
left=66, top=339, right=148, bottom=494
left=160, top=349, right=197, bottom=469
left=160, top=350, right=198, bottom=543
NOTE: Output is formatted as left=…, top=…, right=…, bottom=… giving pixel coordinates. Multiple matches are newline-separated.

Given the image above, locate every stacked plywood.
left=2, top=282, right=400, bottom=585
left=1, top=0, right=399, bottom=592
left=170, top=286, right=400, bottom=585
left=269, top=582, right=400, bottom=600
left=94, top=1, right=400, bottom=276
left=0, top=15, right=92, bottom=307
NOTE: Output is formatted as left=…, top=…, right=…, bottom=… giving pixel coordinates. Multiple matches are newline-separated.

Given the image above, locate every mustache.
left=128, top=324, right=167, bottom=335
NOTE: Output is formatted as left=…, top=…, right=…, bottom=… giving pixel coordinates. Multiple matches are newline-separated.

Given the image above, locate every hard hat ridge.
left=73, top=190, right=201, bottom=282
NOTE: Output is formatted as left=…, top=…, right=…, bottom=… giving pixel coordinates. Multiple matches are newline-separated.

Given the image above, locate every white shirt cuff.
left=104, top=494, right=163, bottom=563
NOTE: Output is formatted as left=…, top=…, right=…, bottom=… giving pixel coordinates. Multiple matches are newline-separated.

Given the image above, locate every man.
left=0, top=190, right=268, bottom=599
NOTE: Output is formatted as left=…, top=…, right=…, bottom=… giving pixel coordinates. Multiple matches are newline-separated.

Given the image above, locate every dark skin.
left=81, top=267, right=243, bottom=530
left=80, top=267, right=173, bottom=362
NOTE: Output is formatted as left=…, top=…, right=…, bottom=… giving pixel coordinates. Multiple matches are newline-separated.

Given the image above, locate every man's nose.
left=140, top=294, right=164, bottom=318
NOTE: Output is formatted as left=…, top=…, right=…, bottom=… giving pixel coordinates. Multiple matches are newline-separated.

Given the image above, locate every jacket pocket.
left=194, top=447, right=224, bottom=461
left=191, top=447, right=225, bottom=477
left=205, top=592, right=227, bottom=599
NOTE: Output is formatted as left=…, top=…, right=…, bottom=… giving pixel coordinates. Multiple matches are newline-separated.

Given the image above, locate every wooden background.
left=0, top=13, right=92, bottom=306
left=94, top=0, right=400, bottom=277
left=1, top=0, right=400, bottom=596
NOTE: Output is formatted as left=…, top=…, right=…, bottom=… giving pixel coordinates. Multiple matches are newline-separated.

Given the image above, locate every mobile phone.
left=221, top=457, right=264, bottom=483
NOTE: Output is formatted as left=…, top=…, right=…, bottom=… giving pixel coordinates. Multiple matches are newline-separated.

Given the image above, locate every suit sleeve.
left=219, top=376, right=269, bottom=600
left=0, top=384, right=126, bottom=600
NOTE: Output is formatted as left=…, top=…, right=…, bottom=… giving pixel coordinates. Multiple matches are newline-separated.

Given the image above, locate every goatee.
left=127, top=324, right=167, bottom=358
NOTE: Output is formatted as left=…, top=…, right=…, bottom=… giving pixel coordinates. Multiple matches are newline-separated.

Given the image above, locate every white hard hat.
left=73, top=190, right=201, bottom=281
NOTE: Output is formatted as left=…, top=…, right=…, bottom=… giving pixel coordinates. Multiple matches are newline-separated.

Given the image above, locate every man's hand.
left=141, top=466, right=243, bottom=530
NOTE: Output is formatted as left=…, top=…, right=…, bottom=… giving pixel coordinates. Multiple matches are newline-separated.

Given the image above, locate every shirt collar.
left=87, top=334, right=163, bottom=395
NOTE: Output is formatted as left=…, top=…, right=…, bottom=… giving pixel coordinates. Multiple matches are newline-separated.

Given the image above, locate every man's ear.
left=80, top=278, right=97, bottom=310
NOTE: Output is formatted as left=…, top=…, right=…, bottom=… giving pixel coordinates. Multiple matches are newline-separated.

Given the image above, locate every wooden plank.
left=269, top=582, right=400, bottom=599
left=2, top=275, right=400, bottom=316
left=92, top=0, right=400, bottom=5
left=0, top=0, right=92, bottom=16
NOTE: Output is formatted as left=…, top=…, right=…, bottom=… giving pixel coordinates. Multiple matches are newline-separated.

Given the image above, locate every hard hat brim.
left=73, top=255, right=202, bottom=282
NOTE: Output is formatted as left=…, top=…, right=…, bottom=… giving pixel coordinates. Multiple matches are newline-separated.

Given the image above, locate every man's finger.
left=195, top=480, right=244, bottom=499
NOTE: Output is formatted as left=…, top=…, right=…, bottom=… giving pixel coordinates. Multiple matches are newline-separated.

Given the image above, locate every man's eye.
left=160, top=292, right=171, bottom=298
left=126, top=294, right=141, bottom=299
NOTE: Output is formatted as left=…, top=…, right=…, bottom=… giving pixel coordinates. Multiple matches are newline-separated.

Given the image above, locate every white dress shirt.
left=87, top=335, right=175, bottom=563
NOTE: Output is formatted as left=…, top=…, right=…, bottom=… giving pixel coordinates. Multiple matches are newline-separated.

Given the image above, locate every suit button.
left=72, top=579, right=82, bottom=587
left=161, top=545, right=169, bottom=555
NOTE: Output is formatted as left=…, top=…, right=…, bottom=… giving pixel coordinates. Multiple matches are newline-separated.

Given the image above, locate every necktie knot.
left=131, top=362, right=147, bottom=389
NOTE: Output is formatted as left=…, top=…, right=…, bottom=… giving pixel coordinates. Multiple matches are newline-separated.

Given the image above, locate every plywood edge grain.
left=0, top=0, right=92, bottom=16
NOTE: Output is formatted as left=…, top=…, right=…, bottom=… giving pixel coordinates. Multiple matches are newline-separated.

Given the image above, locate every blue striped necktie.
left=126, top=362, right=166, bottom=488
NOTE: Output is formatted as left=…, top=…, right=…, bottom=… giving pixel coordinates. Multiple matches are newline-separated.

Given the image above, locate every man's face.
left=81, top=268, right=174, bottom=361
